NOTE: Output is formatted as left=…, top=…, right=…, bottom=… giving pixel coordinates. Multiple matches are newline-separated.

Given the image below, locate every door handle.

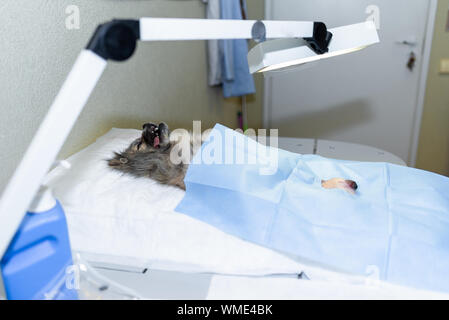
left=395, top=36, right=418, bottom=47
left=396, top=40, right=417, bottom=47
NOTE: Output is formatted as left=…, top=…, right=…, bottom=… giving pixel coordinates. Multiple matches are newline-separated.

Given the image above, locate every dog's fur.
left=108, top=122, right=358, bottom=194
left=108, top=122, right=188, bottom=190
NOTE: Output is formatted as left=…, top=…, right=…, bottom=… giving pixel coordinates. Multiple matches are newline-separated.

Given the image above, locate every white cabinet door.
left=265, top=0, right=436, bottom=165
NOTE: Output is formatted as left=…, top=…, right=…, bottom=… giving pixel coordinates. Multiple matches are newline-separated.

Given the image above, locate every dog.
left=108, top=122, right=188, bottom=190
left=108, top=122, right=358, bottom=194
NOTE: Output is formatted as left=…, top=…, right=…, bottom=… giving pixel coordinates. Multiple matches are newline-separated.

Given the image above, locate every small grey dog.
left=108, top=122, right=358, bottom=194
left=108, top=122, right=188, bottom=190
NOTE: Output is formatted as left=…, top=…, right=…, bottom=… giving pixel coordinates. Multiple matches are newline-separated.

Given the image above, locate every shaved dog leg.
left=322, top=178, right=358, bottom=195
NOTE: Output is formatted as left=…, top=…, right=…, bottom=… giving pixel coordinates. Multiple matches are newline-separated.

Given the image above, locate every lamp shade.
left=248, top=21, right=379, bottom=74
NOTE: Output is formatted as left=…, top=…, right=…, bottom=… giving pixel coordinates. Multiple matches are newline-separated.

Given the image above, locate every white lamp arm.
left=86, top=18, right=331, bottom=61
left=139, top=18, right=315, bottom=41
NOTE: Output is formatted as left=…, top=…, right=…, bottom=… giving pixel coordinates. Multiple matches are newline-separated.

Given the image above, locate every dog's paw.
left=322, top=178, right=358, bottom=195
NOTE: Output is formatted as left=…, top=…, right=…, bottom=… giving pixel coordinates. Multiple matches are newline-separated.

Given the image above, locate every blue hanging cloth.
left=176, top=124, right=449, bottom=294
left=219, top=0, right=256, bottom=97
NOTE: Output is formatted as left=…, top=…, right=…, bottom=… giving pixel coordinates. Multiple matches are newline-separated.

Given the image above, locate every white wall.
left=0, top=0, right=264, bottom=194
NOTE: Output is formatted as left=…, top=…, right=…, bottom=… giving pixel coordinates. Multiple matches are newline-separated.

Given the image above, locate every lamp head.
left=248, top=21, right=379, bottom=74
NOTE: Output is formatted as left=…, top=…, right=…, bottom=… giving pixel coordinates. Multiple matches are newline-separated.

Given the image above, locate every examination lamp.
left=248, top=22, right=379, bottom=73
left=0, top=18, right=379, bottom=259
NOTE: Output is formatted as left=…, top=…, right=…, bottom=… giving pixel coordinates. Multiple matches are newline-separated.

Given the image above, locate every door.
left=265, top=0, right=435, bottom=165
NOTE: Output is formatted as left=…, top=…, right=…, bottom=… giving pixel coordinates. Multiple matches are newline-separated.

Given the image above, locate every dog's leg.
left=322, top=178, right=358, bottom=195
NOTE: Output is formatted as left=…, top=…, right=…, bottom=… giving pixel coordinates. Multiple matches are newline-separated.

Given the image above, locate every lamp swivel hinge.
left=252, top=20, right=266, bottom=43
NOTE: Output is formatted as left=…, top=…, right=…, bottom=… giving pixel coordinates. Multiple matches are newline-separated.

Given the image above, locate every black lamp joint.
left=86, top=19, right=140, bottom=62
